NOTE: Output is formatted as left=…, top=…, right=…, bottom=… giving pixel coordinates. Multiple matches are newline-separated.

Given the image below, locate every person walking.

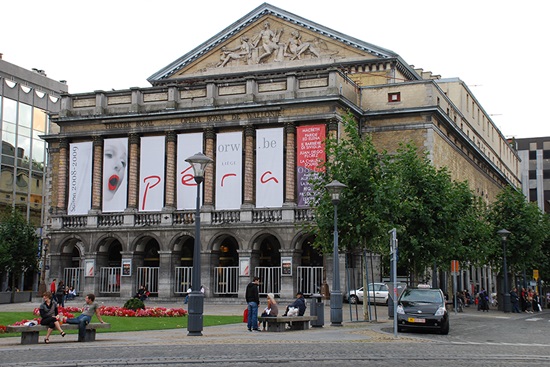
left=510, top=287, right=521, bottom=313
left=245, top=276, right=260, bottom=332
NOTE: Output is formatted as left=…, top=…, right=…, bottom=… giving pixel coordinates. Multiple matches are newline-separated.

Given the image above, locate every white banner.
left=67, top=142, right=93, bottom=215
left=177, top=132, right=204, bottom=210
left=139, top=136, right=165, bottom=211
left=102, top=138, right=128, bottom=212
left=256, top=128, right=283, bottom=208
left=215, top=131, right=242, bottom=209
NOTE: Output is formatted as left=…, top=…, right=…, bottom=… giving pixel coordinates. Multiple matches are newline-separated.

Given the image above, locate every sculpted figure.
left=253, top=21, right=284, bottom=63
left=217, top=36, right=253, bottom=67
left=285, top=30, right=320, bottom=60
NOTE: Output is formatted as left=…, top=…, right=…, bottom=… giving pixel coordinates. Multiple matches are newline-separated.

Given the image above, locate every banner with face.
left=256, top=128, right=283, bottom=208
left=102, top=138, right=128, bottom=212
left=67, top=142, right=93, bottom=215
left=139, top=136, right=165, bottom=212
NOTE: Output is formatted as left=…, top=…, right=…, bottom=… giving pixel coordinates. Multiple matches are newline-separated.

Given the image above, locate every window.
left=388, top=92, right=400, bottom=102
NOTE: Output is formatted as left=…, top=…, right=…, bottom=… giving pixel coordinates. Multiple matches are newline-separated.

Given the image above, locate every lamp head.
left=325, top=180, right=346, bottom=205
left=185, top=152, right=214, bottom=183
left=497, top=228, right=511, bottom=241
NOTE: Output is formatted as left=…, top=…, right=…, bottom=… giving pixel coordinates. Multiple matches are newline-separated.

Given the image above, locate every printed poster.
left=102, top=138, right=128, bottom=212
left=177, top=133, right=204, bottom=210
left=139, top=136, right=165, bottom=211
left=67, top=142, right=93, bottom=215
left=296, top=125, right=326, bottom=206
left=215, top=132, right=242, bottom=209
left=256, top=128, right=283, bottom=208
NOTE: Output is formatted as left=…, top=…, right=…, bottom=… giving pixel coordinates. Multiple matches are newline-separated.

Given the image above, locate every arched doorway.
left=98, top=239, right=122, bottom=295
left=173, top=236, right=194, bottom=295
left=214, top=236, right=239, bottom=297
left=136, top=237, right=160, bottom=297
left=298, top=235, right=324, bottom=295
left=256, top=235, right=281, bottom=295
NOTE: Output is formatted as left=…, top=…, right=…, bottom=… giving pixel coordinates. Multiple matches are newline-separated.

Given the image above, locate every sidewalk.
left=0, top=299, right=401, bottom=347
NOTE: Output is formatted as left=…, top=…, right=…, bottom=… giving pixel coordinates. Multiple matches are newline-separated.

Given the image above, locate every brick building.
left=43, top=4, right=519, bottom=300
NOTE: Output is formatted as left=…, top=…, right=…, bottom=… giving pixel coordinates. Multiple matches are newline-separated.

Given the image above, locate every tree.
left=306, top=113, right=398, bottom=255
left=0, top=208, right=39, bottom=301
left=488, top=186, right=548, bottom=276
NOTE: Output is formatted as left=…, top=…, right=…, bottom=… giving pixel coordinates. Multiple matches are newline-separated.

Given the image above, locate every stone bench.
left=258, top=316, right=317, bottom=332
left=6, top=323, right=111, bottom=344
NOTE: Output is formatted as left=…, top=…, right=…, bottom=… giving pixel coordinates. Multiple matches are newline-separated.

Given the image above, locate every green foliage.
left=0, top=208, right=39, bottom=292
left=123, top=298, right=145, bottom=311
left=488, top=186, right=549, bottom=276
left=306, top=112, right=396, bottom=254
left=307, top=112, right=491, bottom=281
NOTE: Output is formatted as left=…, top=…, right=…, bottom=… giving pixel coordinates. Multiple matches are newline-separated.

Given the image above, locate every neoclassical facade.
left=43, top=4, right=519, bottom=300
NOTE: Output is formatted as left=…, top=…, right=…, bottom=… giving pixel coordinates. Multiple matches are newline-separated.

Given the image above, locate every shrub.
left=123, top=298, right=145, bottom=311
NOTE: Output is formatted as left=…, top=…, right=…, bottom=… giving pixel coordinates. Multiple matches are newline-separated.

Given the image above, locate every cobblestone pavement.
left=1, top=299, right=548, bottom=366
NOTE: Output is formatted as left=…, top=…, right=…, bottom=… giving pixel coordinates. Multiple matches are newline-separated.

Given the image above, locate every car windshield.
left=400, top=289, right=442, bottom=303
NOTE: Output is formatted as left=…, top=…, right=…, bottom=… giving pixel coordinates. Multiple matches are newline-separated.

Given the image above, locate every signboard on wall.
left=296, top=125, right=325, bottom=207
left=281, top=257, right=292, bottom=276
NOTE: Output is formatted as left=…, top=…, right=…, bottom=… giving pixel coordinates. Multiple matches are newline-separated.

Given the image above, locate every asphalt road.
left=1, top=301, right=548, bottom=366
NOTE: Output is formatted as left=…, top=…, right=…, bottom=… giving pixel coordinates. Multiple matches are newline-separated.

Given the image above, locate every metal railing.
left=174, top=267, right=193, bottom=294
left=213, top=267, right=239, bottom=295
left=63, top=267, right=84, bottom=294
left=297, top=266, right=323, bottom=295
left=137, top=267, right=159, bottom=294
left=99, top=267, right=121, bottom=294
left=254, top=267, right=281, bottom=295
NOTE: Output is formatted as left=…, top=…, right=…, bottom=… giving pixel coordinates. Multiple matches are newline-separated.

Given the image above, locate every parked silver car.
left=344, top=283, right=389, bottom=304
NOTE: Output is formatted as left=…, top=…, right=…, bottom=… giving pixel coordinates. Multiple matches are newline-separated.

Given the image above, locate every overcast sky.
left=3, top=0, right=549, bottom=138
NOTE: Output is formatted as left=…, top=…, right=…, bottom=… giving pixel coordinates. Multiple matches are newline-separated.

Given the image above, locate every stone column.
left=158, top=250, right=174, bottom=298
left=56, top=138, right=69, bottom=212
left=91, top=136, right=103, bottom=211
left=119, top=251, right=135, bottom=299
left=204, top=128, right=215, bottom=207
left=284, top=122, right=296, bottom=204
left=279, top=249, right=299, bottom=298
left=164, top=131, right=176, bottom=210
left=127, top=133, right=140, bottom=210
left=243, top=125, right=255, bottom=206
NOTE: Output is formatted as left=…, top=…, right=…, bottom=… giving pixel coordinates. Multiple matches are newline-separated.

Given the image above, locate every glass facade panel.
left=32, top=139, right=45, bottom=165
left=2, top=98, right=17, bottom=123
left=19, top=103, right=32, bottom=128
left=33, top=108, right=46, bottom=132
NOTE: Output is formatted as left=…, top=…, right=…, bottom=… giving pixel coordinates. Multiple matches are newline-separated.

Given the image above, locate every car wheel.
left=440, top=321, right=449, bottom=335
left=398, top=326, right=404, bottom=333
left=349, top=295, right=358, bottom=304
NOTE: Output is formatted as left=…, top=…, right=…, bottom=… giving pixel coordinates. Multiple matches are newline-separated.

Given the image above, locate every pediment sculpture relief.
left=216, top=21, right=338, bottom=68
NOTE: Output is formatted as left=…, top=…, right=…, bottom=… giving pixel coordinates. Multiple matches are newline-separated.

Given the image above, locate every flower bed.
left=1, top=305, right=187, bottom=332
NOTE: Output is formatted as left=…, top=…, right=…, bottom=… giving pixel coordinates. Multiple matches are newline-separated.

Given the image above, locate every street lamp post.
left=497, top=229, right=511, bottom=313
left=185, top=152, right=214, bottom=336
left=325, top=180, right=346, bottom=326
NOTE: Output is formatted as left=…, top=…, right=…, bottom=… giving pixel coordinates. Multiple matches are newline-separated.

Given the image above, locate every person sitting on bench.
left=64, top=293, right=105, bottom=342
left=283, top=291, right=306, bottom=316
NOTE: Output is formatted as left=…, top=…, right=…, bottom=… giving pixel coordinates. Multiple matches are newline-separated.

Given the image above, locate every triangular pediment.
left=148, top=3, right=403, bottom=84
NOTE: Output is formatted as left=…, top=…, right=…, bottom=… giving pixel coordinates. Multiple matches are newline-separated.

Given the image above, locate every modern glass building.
left=0, top=56, right=68, bottom=291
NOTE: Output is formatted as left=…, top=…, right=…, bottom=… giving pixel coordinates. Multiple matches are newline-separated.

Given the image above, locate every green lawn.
left=0, top=312, right=242, bottom=338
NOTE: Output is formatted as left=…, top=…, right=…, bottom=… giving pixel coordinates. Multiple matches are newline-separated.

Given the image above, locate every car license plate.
left=408, top=317, right=425, bottom=323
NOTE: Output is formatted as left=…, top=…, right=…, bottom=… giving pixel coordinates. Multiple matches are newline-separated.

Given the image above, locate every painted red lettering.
left=260, top=171, right=279, bottom=184
left=221, top=173, right=236, bottom=187
left=141, top=175, right=161, bottom=210
left=181, top=165, right=197, bottom=187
